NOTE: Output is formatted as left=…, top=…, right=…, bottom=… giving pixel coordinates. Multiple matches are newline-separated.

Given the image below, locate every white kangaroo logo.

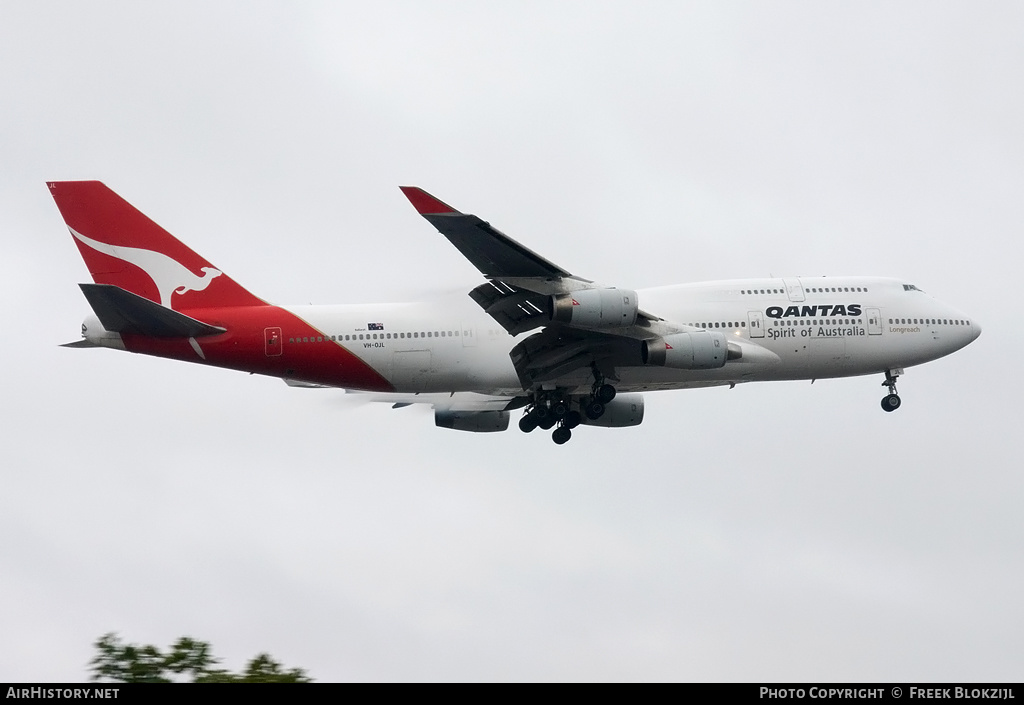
left=70, top=227, right=222, bottom=309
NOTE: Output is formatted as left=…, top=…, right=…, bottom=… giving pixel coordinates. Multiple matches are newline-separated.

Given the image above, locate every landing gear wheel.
left=585, top=400, right=605, bottom=420
left=519, top=414, right=539, bottom=433
left=551, top=400, right=569, bottom=418
left=563, top=410, right=582, bottom=429
left=596, top=384, right=616, bottom=404
left=552, top=426, right=572, bottom=445
left=539, top=416, right=557, bottom=430
left=880, top=369, right=903, bottom=413
left=881, top=394, right=901, bottom=412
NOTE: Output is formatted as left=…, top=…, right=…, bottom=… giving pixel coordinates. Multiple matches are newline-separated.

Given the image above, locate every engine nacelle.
left=552, top=288, right=638, bottom=328
left=642, top=331, right=728, bottom=370
left=434, top=409, right=510, bottom=433
left=583, top=393, right=644, bottom=428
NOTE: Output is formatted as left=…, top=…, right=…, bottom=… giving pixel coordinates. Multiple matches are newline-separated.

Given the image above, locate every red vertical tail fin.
left=48, top=181, right=265, bottom=311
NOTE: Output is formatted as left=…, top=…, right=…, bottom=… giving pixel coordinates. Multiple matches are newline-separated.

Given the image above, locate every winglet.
left=399, top=186, right=459, bottom=215
left=399, top=186, right=573, bottom=280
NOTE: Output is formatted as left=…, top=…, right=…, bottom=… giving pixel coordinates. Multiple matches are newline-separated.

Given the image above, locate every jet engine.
left=581, top=393, right=644, bottom=427
left=642, top=331, right=729, bottom=370
left=434, top=409, right=510, bottom=433
left=551, top=288, right=638, bottom=328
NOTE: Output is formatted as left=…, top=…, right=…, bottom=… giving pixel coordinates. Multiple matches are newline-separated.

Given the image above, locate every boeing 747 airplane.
left=51, top=181, right=980, bottom=444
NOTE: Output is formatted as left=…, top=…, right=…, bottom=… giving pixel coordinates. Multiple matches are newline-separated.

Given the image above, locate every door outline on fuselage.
left=784, top=278, right=805, bottom=302
left=264, top=327, right=283, bottom=357
left=866, top=307, right=882, bottom=335
left=747, top=311, right=765, bottom=338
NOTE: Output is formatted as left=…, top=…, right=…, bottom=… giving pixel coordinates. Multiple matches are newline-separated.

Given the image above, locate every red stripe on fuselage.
left=121, top=305, right=395, bottom=392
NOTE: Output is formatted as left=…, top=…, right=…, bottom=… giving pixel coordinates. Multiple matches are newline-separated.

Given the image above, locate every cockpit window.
left=903, top=284, right=924, bottom=292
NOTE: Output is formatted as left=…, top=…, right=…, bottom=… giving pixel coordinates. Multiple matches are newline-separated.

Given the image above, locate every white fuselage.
left=278, top=276, right=980, bottom=395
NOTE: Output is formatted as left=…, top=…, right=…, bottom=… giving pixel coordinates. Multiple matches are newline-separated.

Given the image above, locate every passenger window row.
left=741, top=286, right=868, bottom=294
left=689, top=322, right=746, bottom=329
left=773, top=319, right=862, bottom=326
left=889, top=318, right=969, bottom=326
left=288, top=330, right=462, bottom=344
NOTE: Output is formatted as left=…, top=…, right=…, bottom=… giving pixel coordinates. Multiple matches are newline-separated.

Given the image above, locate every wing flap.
left=509, top=327, right=642, bottom=386
left=468, top=281, right=552, bottom=335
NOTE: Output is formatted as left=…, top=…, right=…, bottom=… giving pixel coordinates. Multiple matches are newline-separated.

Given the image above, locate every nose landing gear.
left=880, top=368, right=903, bottom=412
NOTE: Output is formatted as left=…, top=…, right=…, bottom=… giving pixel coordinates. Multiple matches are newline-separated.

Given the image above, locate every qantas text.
left=766, top=305, right=862, bottom=318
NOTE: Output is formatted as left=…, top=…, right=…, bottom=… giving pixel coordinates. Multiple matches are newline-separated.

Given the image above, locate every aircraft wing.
left=400, top=187, right=577, bottom=282
left=400, top=186, right=665, bottom=333
left=401, top=187, right=767, bottom=388
left=347, top=390, right=528, bottom=411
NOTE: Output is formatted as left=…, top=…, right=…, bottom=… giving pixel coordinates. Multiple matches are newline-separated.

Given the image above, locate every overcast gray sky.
left=1, top=1, right=1021, bottom=681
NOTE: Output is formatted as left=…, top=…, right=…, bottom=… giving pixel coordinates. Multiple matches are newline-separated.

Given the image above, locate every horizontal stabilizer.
left=79, top=283, right=226, bottom=338
left=60, top=339, right=99, bottom=348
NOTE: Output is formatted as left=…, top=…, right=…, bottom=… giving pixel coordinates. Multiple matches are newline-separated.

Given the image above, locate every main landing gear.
left=880, top=368, right=902, bottom=412
left=584, top=364, right=616, bottom=422
left=518, top=392, right=582, bottom=444
left=519, top=375, right=618, bottom=444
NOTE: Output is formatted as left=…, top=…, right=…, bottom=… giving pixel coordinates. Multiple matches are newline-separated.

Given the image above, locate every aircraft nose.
left=971, top=318, right=982, bottom=341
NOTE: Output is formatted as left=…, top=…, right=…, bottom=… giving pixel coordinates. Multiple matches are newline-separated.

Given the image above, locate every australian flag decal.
left=368, top=322, right=384, bottom=331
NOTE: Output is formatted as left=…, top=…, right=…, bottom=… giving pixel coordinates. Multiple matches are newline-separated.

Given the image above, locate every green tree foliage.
left=89, top=633, right=311, bottom=683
